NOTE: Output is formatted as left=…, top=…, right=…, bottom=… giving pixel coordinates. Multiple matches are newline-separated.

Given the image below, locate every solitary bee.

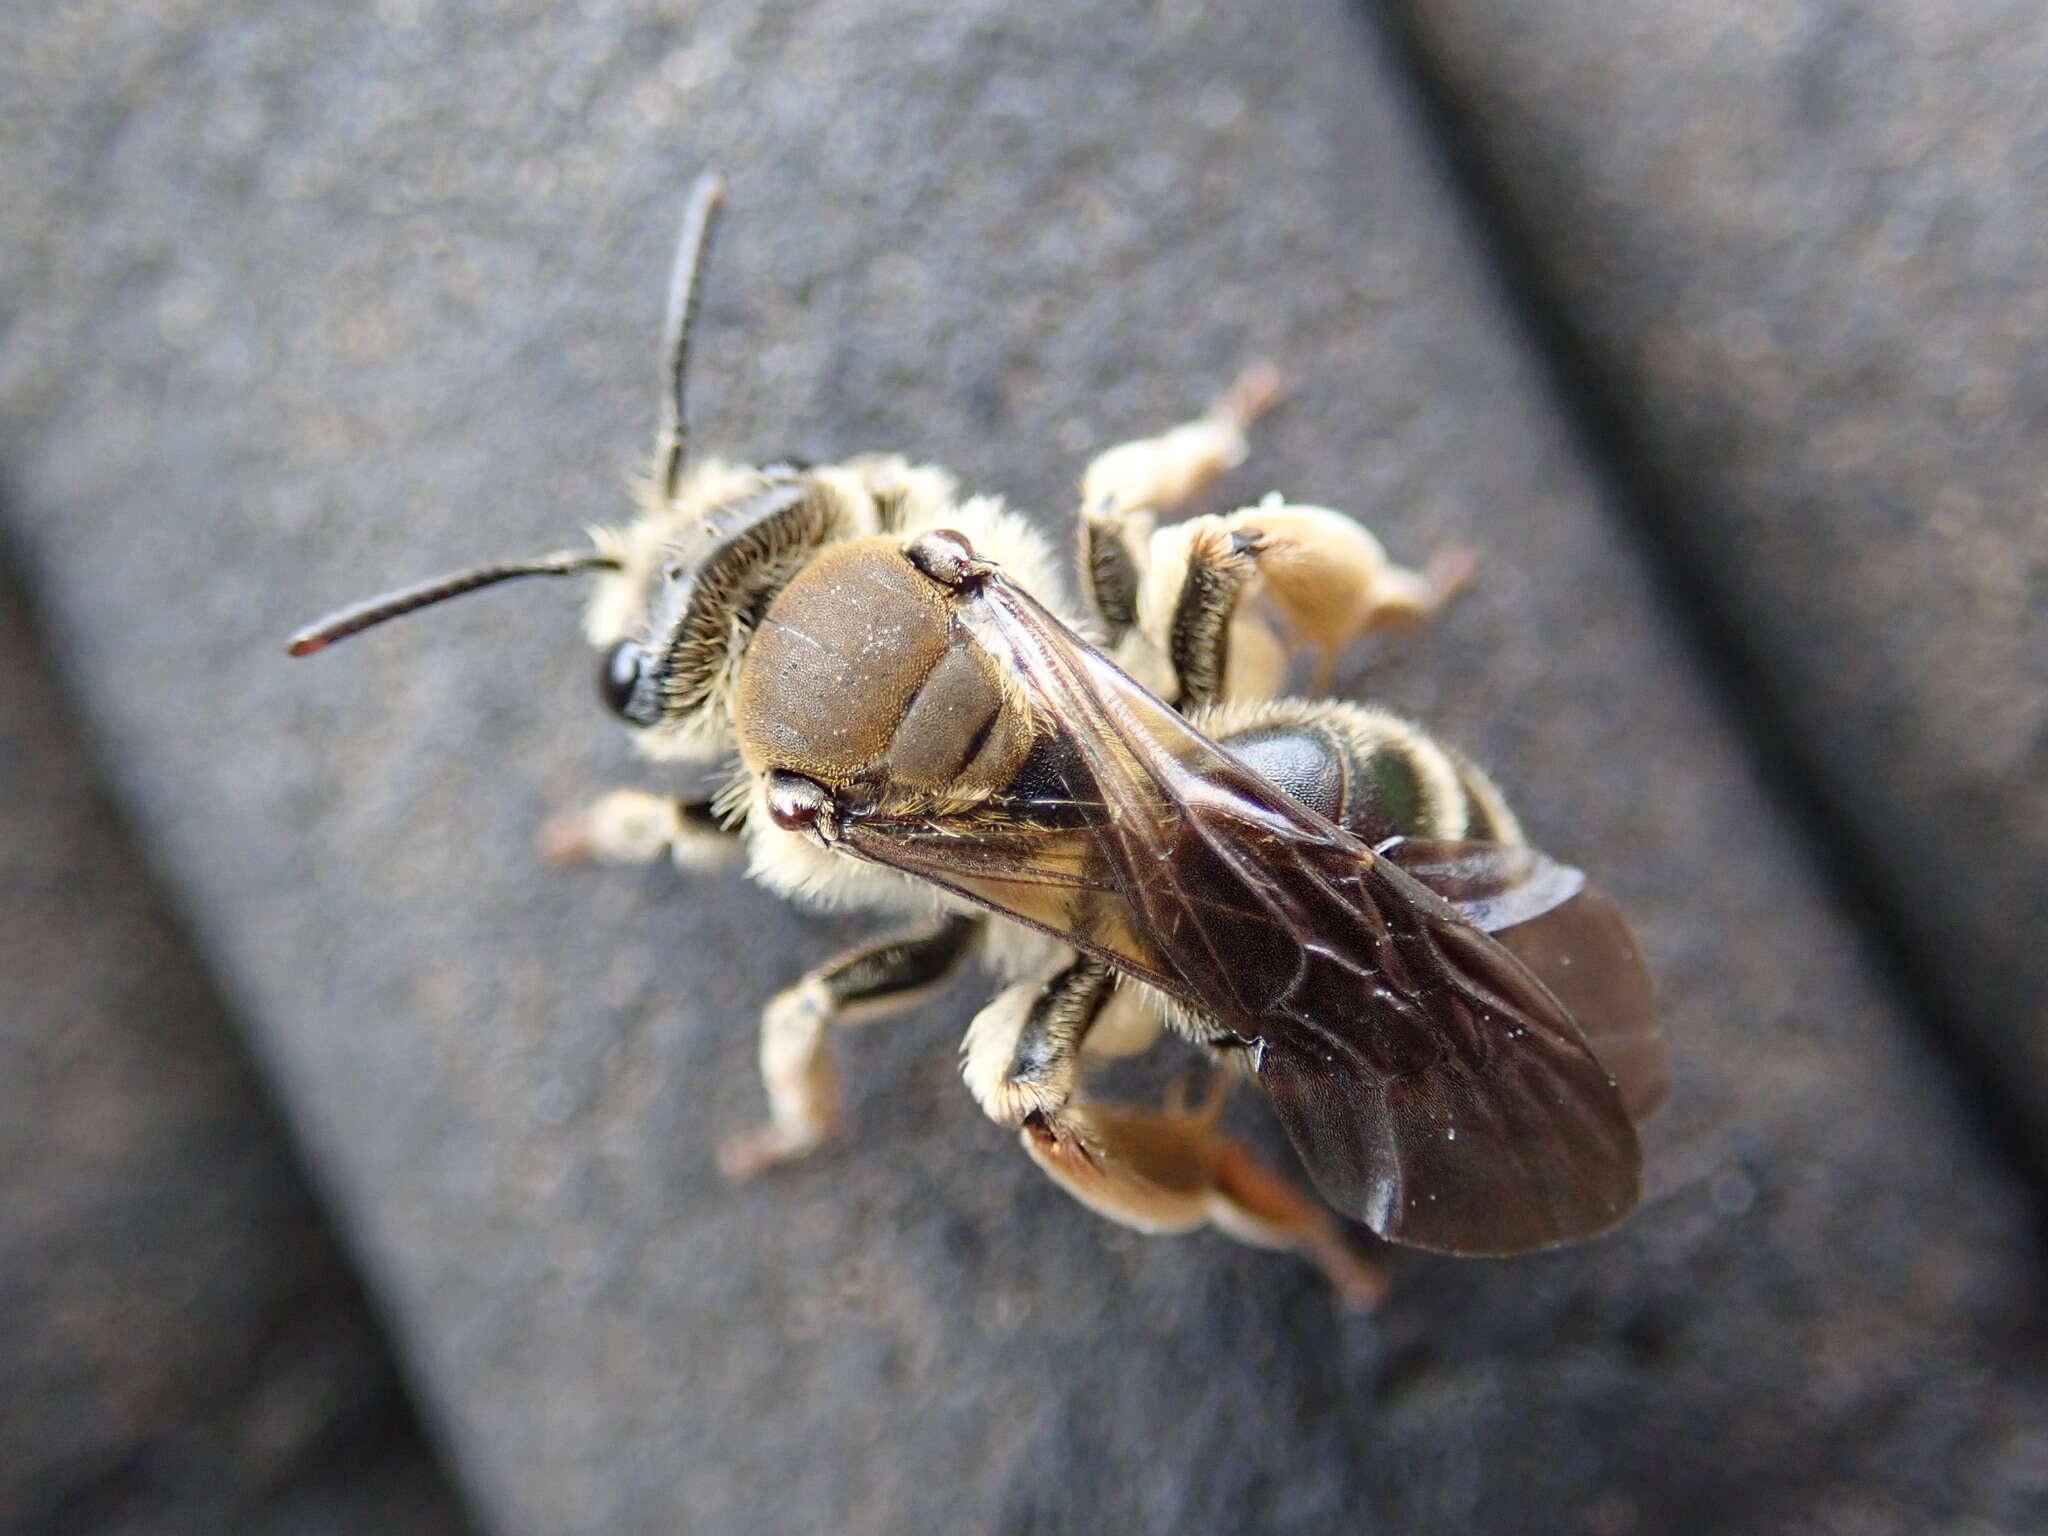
left=290, top=175, right=1665, bottom=1305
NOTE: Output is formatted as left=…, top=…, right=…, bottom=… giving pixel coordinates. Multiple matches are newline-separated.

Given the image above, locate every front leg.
left=539, top=788, right=744, bottom=873
left=719, top=914, right=982, bottom=1179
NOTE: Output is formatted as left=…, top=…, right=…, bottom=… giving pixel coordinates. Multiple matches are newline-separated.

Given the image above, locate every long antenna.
left=652, top=171, right=728, bottom=502
left=286, top=550, right=620, bottom=656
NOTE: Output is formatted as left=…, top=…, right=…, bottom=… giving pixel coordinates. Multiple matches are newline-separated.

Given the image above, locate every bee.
left=289, top=174, right=1666, bottom=1306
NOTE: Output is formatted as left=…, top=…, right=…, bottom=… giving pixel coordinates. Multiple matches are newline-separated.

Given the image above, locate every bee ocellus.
left=289, top=174, right=1666, bottom=1306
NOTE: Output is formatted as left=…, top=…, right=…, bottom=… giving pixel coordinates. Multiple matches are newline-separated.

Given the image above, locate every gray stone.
left=1383, top=0, right=2048, bottom=1142
left=0, top=558, right=470, bottom=1534
left=2, top=1, right=2044, bottom=1532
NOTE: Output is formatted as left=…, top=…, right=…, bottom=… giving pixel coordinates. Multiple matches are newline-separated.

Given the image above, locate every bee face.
left=588, top=473, right=845, bottom=749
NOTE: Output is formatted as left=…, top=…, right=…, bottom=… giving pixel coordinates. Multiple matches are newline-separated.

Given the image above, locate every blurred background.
left=1, top=1, right=2043, bottom=1532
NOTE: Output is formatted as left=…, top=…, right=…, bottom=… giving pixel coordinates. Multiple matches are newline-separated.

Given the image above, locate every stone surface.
left=0, top=557, right=471, bottom=1535
left=1381, top=0, right=2048, bottom=1144
left=2, top=1, right=2045, bottom=1532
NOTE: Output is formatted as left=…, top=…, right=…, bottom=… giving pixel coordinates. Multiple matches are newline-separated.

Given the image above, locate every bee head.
left=283, top=464, right=845, bottom=765
left=587, top=470, right=846, bottom=749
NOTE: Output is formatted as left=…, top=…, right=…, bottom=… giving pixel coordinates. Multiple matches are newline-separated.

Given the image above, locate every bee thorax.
left=734, top=536, right=1033, bottom=800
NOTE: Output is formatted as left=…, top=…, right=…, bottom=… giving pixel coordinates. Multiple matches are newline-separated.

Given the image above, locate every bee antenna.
left=652, top=170, right=728, bottom=503
left=285, top=549, right=621, bottom=657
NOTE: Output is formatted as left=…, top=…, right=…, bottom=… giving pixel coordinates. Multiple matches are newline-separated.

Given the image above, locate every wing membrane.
left=839, top=570, right=1646, bottom=1255
left=1379, top=839, right=1668, bottom=1122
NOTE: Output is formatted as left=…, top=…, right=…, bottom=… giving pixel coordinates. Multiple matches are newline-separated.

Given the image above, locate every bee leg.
left=1143, top=516, right=1269, bottom=709
left=718, top=914, right=982, bottom=1180
left=962, top=961, right=1380, bottom=1306
left=1022, top=1081, right=1386, bottom=1310
left=1215, top=499, right=1476, bottom=689
left=1078, top=363, right=1284, bottom=643
left=538, top=789, right=744, bottom=873
left=1135, top=502, right=1475, bottom=707
left=961, top=955, right=1121, bottom=1127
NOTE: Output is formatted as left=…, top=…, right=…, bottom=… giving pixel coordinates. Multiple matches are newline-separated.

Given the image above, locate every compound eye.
left=599, top=639, right=645, bottom=721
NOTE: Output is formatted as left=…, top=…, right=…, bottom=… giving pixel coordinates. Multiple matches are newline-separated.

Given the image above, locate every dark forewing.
left=1380, top=839, right=1668, bottom=1123
left=840, top=571, right=1644, bottom=1255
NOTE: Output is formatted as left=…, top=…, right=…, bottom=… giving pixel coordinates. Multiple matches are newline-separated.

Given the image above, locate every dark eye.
left=599, top=640, right=644, bottom=721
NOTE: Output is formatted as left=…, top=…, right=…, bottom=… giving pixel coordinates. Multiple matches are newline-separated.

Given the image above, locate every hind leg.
left=961, top=961, right=1382, bottom=1307
left=1208, top=499, right=1474, bottom=687
left=1023, top=1081, right=1385, bottom=1310
left=1134, top=500, right=1476, bottom=706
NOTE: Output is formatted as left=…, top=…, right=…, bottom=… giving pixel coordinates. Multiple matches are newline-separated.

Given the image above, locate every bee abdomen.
left=1204, top=700, right=1518, bottom=847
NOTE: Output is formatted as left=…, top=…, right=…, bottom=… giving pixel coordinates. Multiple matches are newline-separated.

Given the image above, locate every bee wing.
left=838, top=570, right=1643, bottom=1256
left=1373, top=837, right=1586, bottom=932
left=1379, top=839, right=1668, bottom=1122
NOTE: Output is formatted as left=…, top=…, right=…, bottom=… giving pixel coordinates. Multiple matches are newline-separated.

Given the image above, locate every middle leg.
left=1077, top=363, right=1285, bottom=643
